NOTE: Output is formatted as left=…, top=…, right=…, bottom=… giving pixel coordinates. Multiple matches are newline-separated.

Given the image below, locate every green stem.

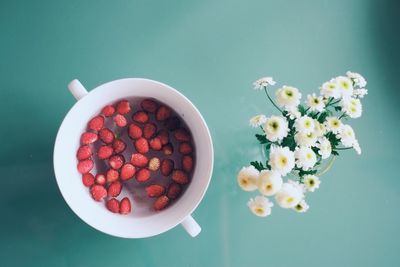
left=338, top=112, right=346, bottom=119
left=264, top=87, right=283, bottom=113
left=335, top=147, right=352, bottom=150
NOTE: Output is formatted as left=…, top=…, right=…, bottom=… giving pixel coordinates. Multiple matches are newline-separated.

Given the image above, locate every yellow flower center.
left=255, top=207, right=264, bottom=215
left=286, top=197, right=294, bottom=203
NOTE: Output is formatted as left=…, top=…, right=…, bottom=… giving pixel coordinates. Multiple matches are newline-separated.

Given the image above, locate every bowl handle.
left=68, top=79, right=88, bottom=101
left=181, top=215, right=201, bottom=237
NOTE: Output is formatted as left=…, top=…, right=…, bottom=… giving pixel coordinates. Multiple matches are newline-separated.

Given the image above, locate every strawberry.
left=132, top=111, right=149, bottom=124
left=90, top=184, right=107, bottom=201
left=95, top=173, right=107, bottom=185
left=130, top=153, right=149, bottom=167
left=179, top=142, right=193, bottom=155
left=174, top=128, right=191, bottom=142
left=116, top=100, right=131, bottom=115
left=88, top=115, right=104, bottom=131
left=143, top=123, right=157, bottom=139
left=162, top=143, right=173, bottom=156
left=82, top=173, right=95, bottom=187
left=112, top=139, right=126, bottom=153
left=106, top=168, right=119, bottom=183
left=113, top=114, right=127, bottom=127
left=106, top=198, right=120, bottom=213
left=76, top=145, right=92, bottom=160
left=119, top=197, right=131, bottom=214
left=134, top=137, right=149, bottom=154
left=156, top=105, right=171, bottom=121
left=154, top=195, right=169, bottom=211
left=161, top=159, right=174, bottom=176
left=99, top=128, right=115, bottom=144
left=81, top=132, right=98, bottom=145
left=77, top=159, right=94, bottom=174
left=141, top=99, right=158, bottom=113
left=108, top=181, right=122, bottom=197
left=172, top=170, right=189, bottom=184
left=101, top=105, right=115, bottom=117
left=164, top=116, right=180, bottom=131
left=109, top=154, right=125, bottom=170
left=146, top=184, right=165, bottom=197
left=167, top=183, right=181, bottom=200
left=149, top=137, right=162, bottom=151
left=120, top=163, right=136, bottom=181
left=136, top=168, right=151, bottom=182
left=148, top=157, right=160, bottom=171
left=97, top=145, right=113, bottom=160
left=128, top=123, right=142, bottom=139
left=182, top=155, right=194, bottom=173
left=157, top=129, right=169, bottom=145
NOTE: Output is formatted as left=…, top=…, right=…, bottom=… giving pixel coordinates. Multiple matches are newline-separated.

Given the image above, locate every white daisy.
left=269, top=145, right=295, bottom=176
left=249, top=114, right=267, bottom=128
left=253, top=77, right=276, bottom=90
left=341, top=97, right=362, bottom=118
left=248, top=196, right=274, bottom=217
left=263, top=116, right=289, bottom=142
left=320, top=80, right=341, bottom=99
left=316, top=137, right=332, bottom=159
left=353, top=139, right=362, bottom=155
left=353, top=88, right=368, bottom=98
left=258, top=170, right=283, bottom=196
left=304, top=175, right=321, bottom=192
left=294, top=131, right=318, bottom=147
left=346, top=71, right=367, bottom=88
left=313, top=119, right=326, bottom=137
left=293, top=199, right=309, bottom=213
left=276, top=86, right=302, bottom=109
left=306, top=93, right=325, bottom=112
left=324, top=116, right=342, bottom=134
left=285, top=106, right=301, bottom=120
left=294, top=147, right=317, bottom=170
left=295, top=116, right=315, bottom=134
left=336, top=76, right=354, bottom=98
left=337, top=124, right=356, bottom=147
left=275, top=182, right=303, bottom=208
left=237, top=166, right=259, bottom=191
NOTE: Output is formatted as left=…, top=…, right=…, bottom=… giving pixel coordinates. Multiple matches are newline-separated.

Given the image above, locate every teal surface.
left=1, top=0, right=399, bottom=266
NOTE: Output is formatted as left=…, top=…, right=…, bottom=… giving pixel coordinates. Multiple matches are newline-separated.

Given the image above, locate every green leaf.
left=298, top=105, right=307, bottom=116
left=334, top=106, right=342, bottom=112
left=317, top=111, right=329, bottom=123
left=255, top=134, right=268, bottom=144
left=250, top=161, right=266, bottom=171
left=298, top=169, right=318, bottom=177
left=331, top=150, right=339, bottom=156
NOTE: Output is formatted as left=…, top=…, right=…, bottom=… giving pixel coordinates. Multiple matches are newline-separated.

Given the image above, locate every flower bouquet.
left=237, top=72, right=368, bottom=217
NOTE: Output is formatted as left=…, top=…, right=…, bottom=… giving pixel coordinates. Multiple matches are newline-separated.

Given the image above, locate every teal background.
left=1, top=0, right=399, bottom=266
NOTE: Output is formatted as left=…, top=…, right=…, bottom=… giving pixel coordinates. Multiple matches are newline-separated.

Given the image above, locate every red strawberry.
left=161, top=159, right=174, bottom=176
left=141, top=99, right=158, bottom=113
left=76, top=145, right=92, bottom=160
left=143, top=123, right=157, bottom=139
left=109, top=154, right=125, bottom=169
left=172, top=170, right=189, bottom=184
left=156, top=105, right=171, bottom=121
left=116, top=100, right=131, bottom=115
left=106, top=168, right=119, bottom=183
left=136, top=168, right=151, bottom=182
left=106, top=198, right=120, bottom=213
left=157, top=129, right=169, bottom=145
left=97, top=145, right=113, bottom=160
left=128, top=124, right=142, bottom=139
left=120, top=163, right=136, bottom=181
left=90, top=184, right=107, bottom=201
left=154, top=195, right=169, bottom=211
left=174, top=128, right=191, bottom=142
left=164, top=116, right=180, bottom=131
left=95, top=173, right=107, bottom=185
left=112, top=139, right=126, bottom=153
left=179, top=142, right=193, bottom=155
left=113, top=114, right=127, bottom=127
left=88, top=115, right=104, bottom=131
left=108, top=181, right=122, bottom=197
left=167, top=183, right=181, bottom=200
left=130, top=153, right=149, bottom=167
left=182, top=155, right=194, bottom=173
left=149, top=137, right=162, bottom=151
left=119, top=197, right=131, bottom=214
left=77, top=159, right=94, bottom=174
left=81, top=132, right=98, bottom=145
left=132, top=111, right=149, bottom=124
left=82, top=173, right=95, bottom=187
left=101, top=105, right=115, bottom=117
left=134, top=137, right=149, bottom=154
left=162, top=143, right=173, bottom=156
left=148, top=157, right=160, bottom=171
left=146, top=184, right=166, bottom=197
left=99, top=128, right=115, bottom=144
